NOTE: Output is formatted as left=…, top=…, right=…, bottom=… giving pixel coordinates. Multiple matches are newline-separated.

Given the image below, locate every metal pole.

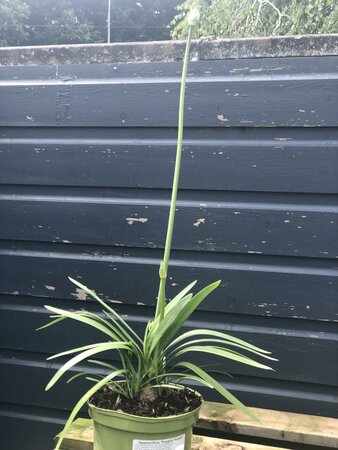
left=107, top=0, right=111, bottom=43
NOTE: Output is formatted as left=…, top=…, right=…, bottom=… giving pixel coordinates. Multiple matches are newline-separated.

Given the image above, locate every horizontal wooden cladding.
left=0, top=57, right=337, bottom=127
left=1, top=127, right=338, bottom=194
left=1, top=348, right=338, bottom=417
left=0, top=241, right=337, bottom=321
left=1, top=55, right=337, bottom=81
left=0, top=402, right=65, bottom=450
left=1, top=54, right=338, bottom=428
left=1, top=187, right=337, bottom=259
left=1, top=295, right=337, bottom=386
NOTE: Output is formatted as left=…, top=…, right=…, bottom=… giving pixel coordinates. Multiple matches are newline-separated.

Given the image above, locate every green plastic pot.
left=88, top=392, right=202, bottom=450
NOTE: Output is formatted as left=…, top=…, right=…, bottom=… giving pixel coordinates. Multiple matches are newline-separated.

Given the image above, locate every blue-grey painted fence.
left=0, top=37, right=338, bottom=450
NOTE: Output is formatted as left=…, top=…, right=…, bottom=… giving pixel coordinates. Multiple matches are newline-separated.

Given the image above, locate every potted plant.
left=39, top=8, right=276, bottom=450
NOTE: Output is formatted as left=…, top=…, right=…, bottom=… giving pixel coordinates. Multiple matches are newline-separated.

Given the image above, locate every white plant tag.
left=132, top=434, right=185, bottom=450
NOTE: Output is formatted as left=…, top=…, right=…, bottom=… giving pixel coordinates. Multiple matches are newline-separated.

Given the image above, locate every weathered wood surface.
left=1, top=188, right=337, bottom=259
left=1, top=242, right=337, bottom=321
left=1, top=40, right=338, bottom=450
left=192, top=436, right=290, bottom=450
left=199, top=402, right=338, bottom=448
left=1, top=127, right=338, bottom=194
left=1, top=350, right=337, bottom=428
left=2, top=78, right=338, bottom=128
left=1, top=322, right=336, bottom=396
left=59, top=418, right=292, bottom=450
left=1, top=57, right=338, bottom=127
left=60, top=419, right=93, bottom=450
left=59, top=402, right=338, bottom=450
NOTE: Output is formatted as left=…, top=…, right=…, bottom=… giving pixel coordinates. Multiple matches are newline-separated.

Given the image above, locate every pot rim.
left=88, top=386, right=203, bottom=421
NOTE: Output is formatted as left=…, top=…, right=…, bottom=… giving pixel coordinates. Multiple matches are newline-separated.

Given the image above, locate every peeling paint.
left=193, top=218, right=206, bottom=227
left=250, top=66, right=287, bottom=72
left=73, top=288, right=87, bottom=301
left=45, top=285, right=56, bottom=291
left=229, top=67, right=249, bottom=73
left=217, top=114, right=229, bottom=122
left=126, top=217, right=148, bottom=225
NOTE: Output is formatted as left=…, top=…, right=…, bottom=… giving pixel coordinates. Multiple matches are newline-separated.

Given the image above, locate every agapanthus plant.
left=39, top=9, right=276, bottom=450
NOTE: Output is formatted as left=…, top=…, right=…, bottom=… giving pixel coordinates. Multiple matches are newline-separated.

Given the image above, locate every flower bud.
left=187, top=8, right=200, bottom=27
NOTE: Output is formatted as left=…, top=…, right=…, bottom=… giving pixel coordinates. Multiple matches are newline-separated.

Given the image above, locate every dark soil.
left=90, top=387, right=202, bottom=417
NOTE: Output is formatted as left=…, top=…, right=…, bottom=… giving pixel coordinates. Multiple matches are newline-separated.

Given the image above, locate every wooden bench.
left=60, top=402, right=338, bottom=450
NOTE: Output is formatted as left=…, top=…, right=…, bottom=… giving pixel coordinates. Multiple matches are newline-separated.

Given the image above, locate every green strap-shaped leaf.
left=167, top=329, right=272, bottom=355
left=166, top=338, right=277, bottom=362
left=36, top=316, right=67, bottom=331
left=66, top=372, right=90, bottom=384
left=174, top=362, right=263, bottom=424
left=68, top=277, right=142, bottom=345
left=144, top=294, right=193, bottom=355
left=81, top=310, right=124, bottom=341
left=88, top=359, right=119, bottom=371
left=172, top=346, right=274, bottom=370
left=47, top=342, right=113, bottom=360
left=54, top=369, right=126, bottom=450
left=147, top=280, right=221, bottom=355
left=46, top=342, right=130, bottom=391
left=164, top=280, right=197, bottom=316
left=103, top=311, right=143, bottom=351
left=44, top=305, right=117, bottom=339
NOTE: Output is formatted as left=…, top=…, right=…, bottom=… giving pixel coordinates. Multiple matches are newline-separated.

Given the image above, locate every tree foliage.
left=0, top=0, right=180, bottom=47
left=101, top=0, right=179, bottom=42
left=0, top=0, right=30, bottom=46
left=25, top=0, right=101, bottom=45
left=1, top=0, right=337, bottom=47
left=170, top=0, right=338, bottom=40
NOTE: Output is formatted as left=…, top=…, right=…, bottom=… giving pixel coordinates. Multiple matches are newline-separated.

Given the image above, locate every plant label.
left=133, top=434, right=185, bottom=450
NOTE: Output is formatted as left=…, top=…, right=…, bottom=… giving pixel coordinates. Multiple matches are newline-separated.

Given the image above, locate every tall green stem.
left=155, top=27, right=193, bottom=322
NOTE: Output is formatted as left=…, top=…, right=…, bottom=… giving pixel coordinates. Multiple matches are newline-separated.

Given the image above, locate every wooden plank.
left=192, top=436, right=290, bottom=450
left=1, top=77, right=337, bottom=128
left=1, top=244, right=337, bottom=321
left=199, top=402, right=338, bottom=448
left=0, top=402, right=66, bottom=450
left=60, top=419, right=93, bottom=450
left=2, top=54, right=337, bottom=80
left=1, top=303, right=337, bottom=389
left=1, top=56, right=338, bottom=128
left=60, top=418, right=292, bottom=450
left=1, top=190, right=337, bottom=259
left=1, top=349, right=337, bottom=419
left=1, top=133, right=338, bottom=193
